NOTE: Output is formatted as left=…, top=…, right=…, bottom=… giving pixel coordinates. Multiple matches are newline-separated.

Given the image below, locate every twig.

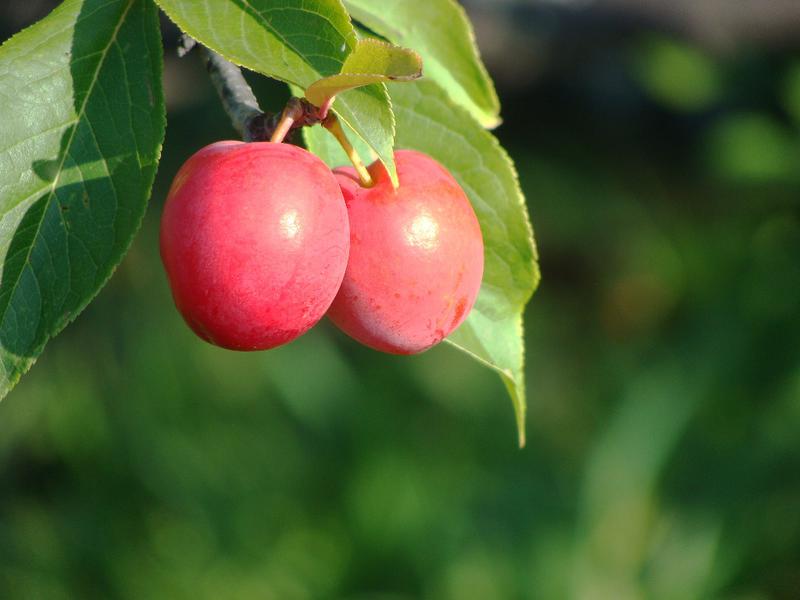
left=200, top=47, right=273, bottom=142
left=270, top=97, right=307, bottom=143
left=179, top=35, right=276, bottom=141
left=179, top=36, right=336, bottom=144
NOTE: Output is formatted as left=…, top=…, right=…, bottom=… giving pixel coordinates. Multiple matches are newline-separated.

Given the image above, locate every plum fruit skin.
left=160, top=141, right=349, bottom=350
left=328, top=149, right=484, bottom=354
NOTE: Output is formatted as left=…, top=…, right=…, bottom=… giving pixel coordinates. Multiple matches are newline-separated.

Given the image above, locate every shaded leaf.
left=0, top=0, right=165, bottom=397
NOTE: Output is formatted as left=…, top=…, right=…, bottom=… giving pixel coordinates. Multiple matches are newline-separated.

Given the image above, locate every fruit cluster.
left=160, top=141, right=484, bottom=354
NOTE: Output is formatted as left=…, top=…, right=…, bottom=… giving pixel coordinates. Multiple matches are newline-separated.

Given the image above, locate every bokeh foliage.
left=2, top=5, right=800, bottom=600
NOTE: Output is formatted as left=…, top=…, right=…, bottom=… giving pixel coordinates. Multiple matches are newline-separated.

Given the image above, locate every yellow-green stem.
left=270, top=98, right=304, bottom=144
left=323, top=114, right=373, bottom=187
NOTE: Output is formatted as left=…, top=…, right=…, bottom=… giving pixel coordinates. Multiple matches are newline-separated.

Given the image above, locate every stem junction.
left=183, top=36, right=374, bottom=183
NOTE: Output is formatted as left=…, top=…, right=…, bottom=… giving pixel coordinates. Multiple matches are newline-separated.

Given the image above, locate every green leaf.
left=154, top=0, right=399, bottom=185
left=341, top=39, right=423, bottom=78
left=306, top=39, right=422, bottom=108
left=344, top=0, right=501, bottom=128
left=0, top=0, right=165, bottom=398
left=303, top=81, right=538, bottom=444
left=390, top=82, right=538, bottom=446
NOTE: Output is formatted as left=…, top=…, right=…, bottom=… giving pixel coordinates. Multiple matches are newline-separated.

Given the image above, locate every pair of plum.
left=160, top=140, right=484, bottom=354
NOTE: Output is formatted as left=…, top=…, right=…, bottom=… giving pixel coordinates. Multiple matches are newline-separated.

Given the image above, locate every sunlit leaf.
left=303, top=80, right=538, bottom=444
left=306, top=39, right=422, bottom=109
left=344, top=0, right=501, bottom=128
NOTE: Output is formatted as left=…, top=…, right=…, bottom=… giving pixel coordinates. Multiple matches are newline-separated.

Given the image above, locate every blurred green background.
left=2, top=1, right=800, bottom=598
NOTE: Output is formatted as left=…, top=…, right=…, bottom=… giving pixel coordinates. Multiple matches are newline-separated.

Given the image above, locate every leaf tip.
left=512, top=381, right=527, bottom=448
left=483, top=114, right=503, bottom=129
left=386, top=163, right=399, bottom=188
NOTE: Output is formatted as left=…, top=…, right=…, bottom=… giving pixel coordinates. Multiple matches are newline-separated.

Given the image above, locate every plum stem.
left=323, top=113, right=373, bottom=187
left=318, top=96, right=335, bottom=120
left=183, top=35, right=356, bottom=158
left=270, top=97, right=305, bottom=143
